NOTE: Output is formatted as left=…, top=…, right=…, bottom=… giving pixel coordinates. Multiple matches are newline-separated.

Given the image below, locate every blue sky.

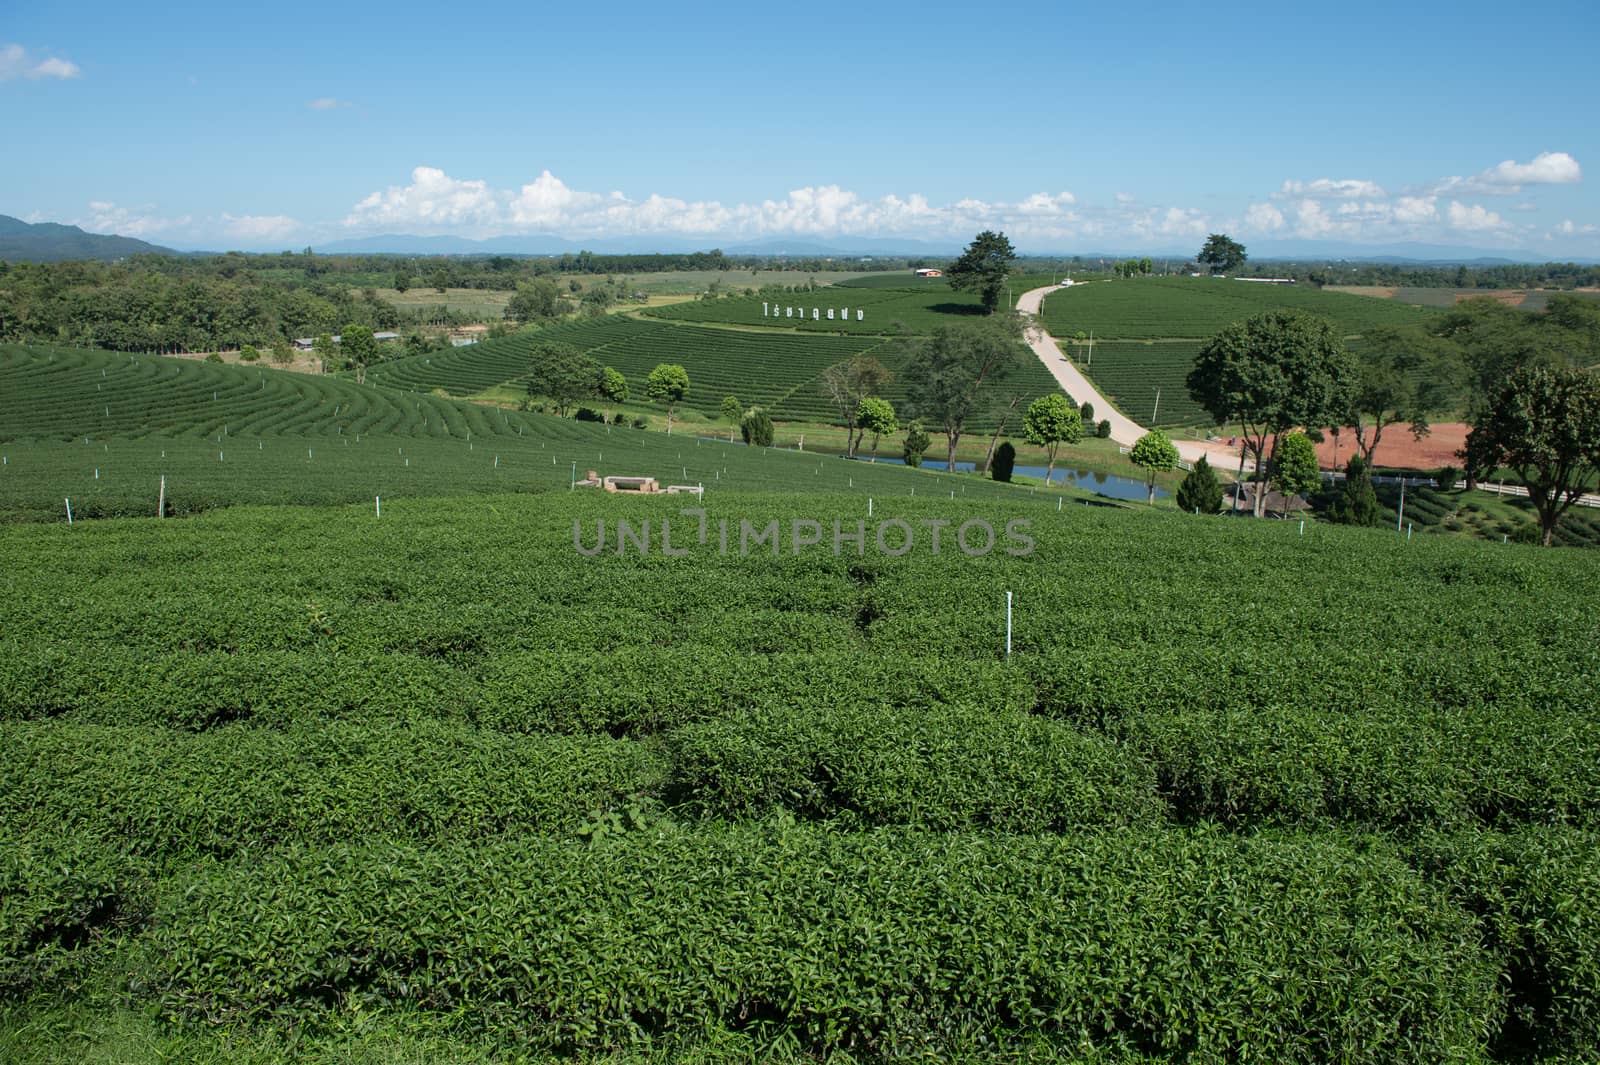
left=4, top=0, right=1599, bottom=256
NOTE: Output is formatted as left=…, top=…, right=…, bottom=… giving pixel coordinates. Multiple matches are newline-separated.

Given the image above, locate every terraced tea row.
left=365, top=317, right=1064, bottom=429
left=1043, top=276, right=1439, bottom=340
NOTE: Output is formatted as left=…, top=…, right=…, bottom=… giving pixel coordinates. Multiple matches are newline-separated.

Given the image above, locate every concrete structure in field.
left=592, top=474, right=703, bottom=498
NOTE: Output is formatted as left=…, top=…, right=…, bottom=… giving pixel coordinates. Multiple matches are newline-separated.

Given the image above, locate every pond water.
left=857, top=456, right=1167, bottom=502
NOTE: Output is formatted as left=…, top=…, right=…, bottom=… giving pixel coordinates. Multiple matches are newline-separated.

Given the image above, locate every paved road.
left=1016, top=285, right=1253, bottom=473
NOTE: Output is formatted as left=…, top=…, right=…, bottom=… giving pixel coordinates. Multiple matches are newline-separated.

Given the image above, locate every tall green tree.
left=1187, top=310, right=1355, bottom=516
left=946, top=230, right=1017, bottom=314
left=1022, top=393, right=1083, bottom=484
left=1197, top=233, right=1247, bottom=274
left=1471, top=365, right=1600, bottom=546
left=1176, top=455, right=1223, bottom=514
left=528, top=342, right=604, bottom=417
left=855, top=397, right=898, bottom=459
left=645, top=363, right=690, bottom=433
left=906, top=314, right=1026, bottom=470
left=1130, top=429, right=1179, bottom=505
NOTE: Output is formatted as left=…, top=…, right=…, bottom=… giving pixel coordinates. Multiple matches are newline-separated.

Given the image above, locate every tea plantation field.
left=2, top=486, right=1597, bottom=1063
left=1042, top=276, right=1440, bottom=340
left=0, top=344, right=1083, bottom=522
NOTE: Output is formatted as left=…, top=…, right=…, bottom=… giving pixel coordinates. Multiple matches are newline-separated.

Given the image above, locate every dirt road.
left=1016, top=285, right=1251, bottom=472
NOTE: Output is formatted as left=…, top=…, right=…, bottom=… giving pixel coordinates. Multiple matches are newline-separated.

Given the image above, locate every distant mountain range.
left=4, top=212, right=1594, bottom=266
left=0, top=215, right=175, bottom=262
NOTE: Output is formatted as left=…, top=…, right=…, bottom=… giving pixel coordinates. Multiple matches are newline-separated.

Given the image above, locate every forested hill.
left=0, top=215, right=175, bottom=262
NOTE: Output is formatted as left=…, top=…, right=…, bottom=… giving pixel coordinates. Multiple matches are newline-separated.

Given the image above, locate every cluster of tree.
left=0, top=259, right=402, bottom=352
left=1184, top=293, right=1600, bottom=543
left=1114, top=258, right=1155, bottom=279
left=524, top=341, right=631, bottom=419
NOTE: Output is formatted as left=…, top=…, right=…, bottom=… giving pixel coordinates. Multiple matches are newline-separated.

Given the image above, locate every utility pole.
left=1151, top=387, right=1161, bottom=425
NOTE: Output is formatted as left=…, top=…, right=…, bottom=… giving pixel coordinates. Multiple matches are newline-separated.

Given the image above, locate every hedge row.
left=148, top=827, right=1497, bottom=1062
left=0, top=721, right=664, bottom=858
left=666, top=702, right=1160, bottom=830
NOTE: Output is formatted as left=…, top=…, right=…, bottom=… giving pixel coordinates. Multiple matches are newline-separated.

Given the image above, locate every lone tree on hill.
left=1022, top=393, right=1083, bottom=484
left=1470, top=364, right=1600, bottom=546
left=1130, top=429, right=1180, bottom=505
left=947, top=230, right=1017, bottom=314
left=645, top=363, right=690, bottom=433
left=906, top=313, right=1026, bottom=471
left=1198, top=233, right=1247, bottom=275
left=1187, top=310, right=1355, bottom=517
left=1177, top=455, right=1223, bottom=514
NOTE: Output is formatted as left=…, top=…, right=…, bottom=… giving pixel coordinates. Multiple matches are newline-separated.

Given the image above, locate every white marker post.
left=376, top=495, right=381, bottom=518
left=868, top=497, right=873, bottom=517
left=1005, top=591, right=1013, bottom=659
left=65, top=498, right=72, bottom=524
left=158, top=476, right=165, bottom=519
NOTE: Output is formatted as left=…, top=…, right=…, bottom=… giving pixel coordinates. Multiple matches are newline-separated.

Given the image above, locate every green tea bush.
left=665, top=702, right=1160, bottom=829
left=148, top=827, right=1497, bottom=1062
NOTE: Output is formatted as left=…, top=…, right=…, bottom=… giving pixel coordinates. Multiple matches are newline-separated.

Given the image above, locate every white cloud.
left=1429, top=151, right=1581, bottom=196
left=1243, top=202, right=1285, bottom=232
left=222, top=213, right=301, bottom=242
left=1129, top=206, right=1210, bottom=241
left=1114, top=192, right=1136, bottom=204
left=0, top=43, right=81, bottom=81
left=78, top=201, right=190, bottom=238
left=306, top=97, right=349, bottom=110
left=1277, top=177, right=1387, bottom=199
left=1392, top=196, right=1438, bottom=224
left=343, top=166, right=1098, bottom=242
left=1446, top=200, right=1512, bottom=233
left=344, top=166, right=500, bottom=228
left=1552, top=219, right=1598, bottom=236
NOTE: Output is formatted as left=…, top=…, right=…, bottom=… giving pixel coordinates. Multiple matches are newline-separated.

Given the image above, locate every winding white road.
left=1016, top=285, right=1253, bottom=473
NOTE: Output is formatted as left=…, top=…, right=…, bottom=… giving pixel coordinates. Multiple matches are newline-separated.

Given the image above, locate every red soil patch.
left=1314, top=422, right=1469, bottom=471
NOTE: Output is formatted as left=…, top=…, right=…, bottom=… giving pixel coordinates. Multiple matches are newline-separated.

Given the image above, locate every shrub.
left=902, top=420, right=930, bottom=467
left=1436, top=465, right=1460, bottom=492
left=1096, top=419, right=1112, bottom=438
left=991, top=441, right=1015, bottom=482
left=1177, top=455, right=1223, bottom=514
left=204, top=352, right=223, bottom=364
left=1079, top=401, right=1095, bottom=424
left=740, top=408, right=775, bottom=447
left=574, top=407, right=605, bottom=423
left=631, top=416, right=648, bottom=429
left=1328, top=454, right=1379, bottom=526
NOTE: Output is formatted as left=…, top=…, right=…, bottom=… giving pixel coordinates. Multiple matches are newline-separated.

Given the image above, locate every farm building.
left=291, top=332, right=402, bottom=351
left=914, top=268, right=943, bottom=277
